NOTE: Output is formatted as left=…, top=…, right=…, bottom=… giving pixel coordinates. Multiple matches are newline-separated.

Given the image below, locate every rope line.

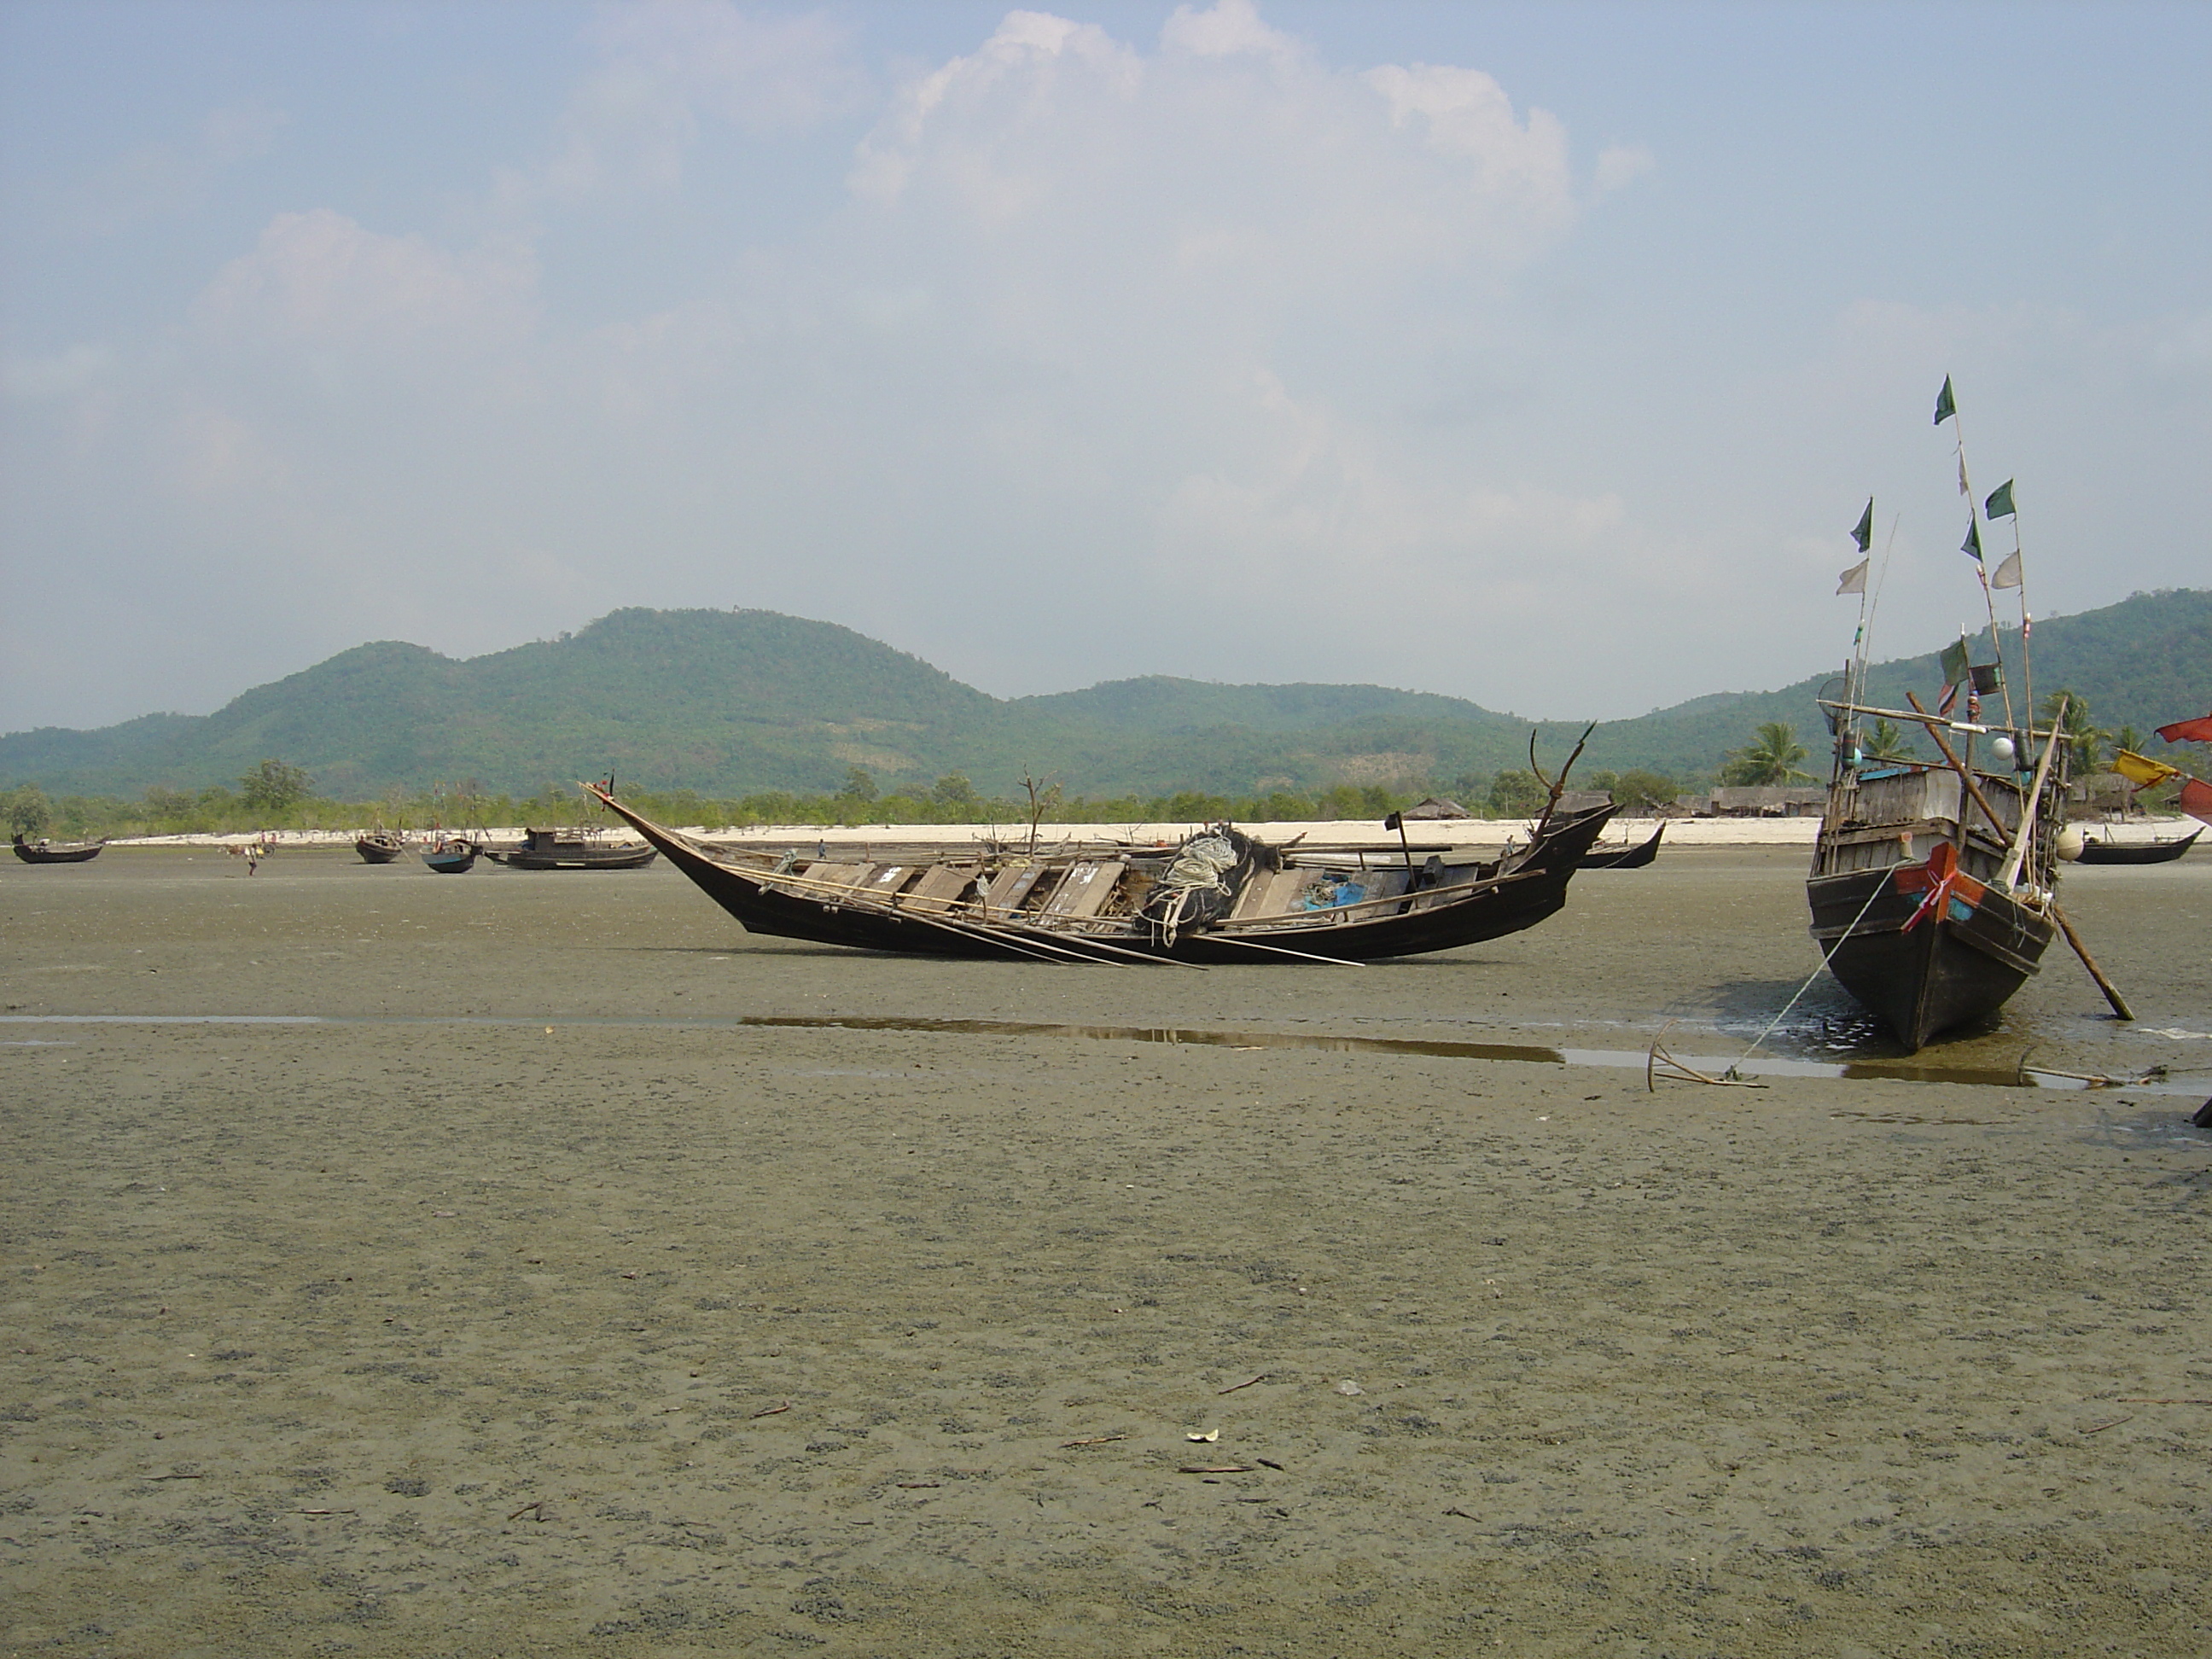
left=1726, top=870, right=1893, bottom=1078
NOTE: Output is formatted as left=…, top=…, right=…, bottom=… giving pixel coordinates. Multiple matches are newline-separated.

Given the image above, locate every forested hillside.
left=4, top=591, right=2207, bottom=804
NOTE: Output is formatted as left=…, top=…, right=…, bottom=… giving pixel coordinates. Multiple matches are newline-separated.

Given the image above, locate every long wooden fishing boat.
left=12, top=834, right=106, bottom=864
left=1579, top=823, right=1664, bottom=870
left=583, top=783, right=1615, bottom=964
left=2073, top=827, right=2199, bottom=865
left=485, top=827, right=658, bottom=871
left=354, top=830, right=408, bottom=864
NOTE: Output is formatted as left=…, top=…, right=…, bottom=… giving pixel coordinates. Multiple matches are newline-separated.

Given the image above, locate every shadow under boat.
left=583, top=785, right=1616, bottom=964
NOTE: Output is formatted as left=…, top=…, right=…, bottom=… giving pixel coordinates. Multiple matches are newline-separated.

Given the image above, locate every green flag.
left=1985, top=479, right=2016, bottom=520
left=1939, top=636, right=1971, bottom=686
left=1934, top=375, right=1957, bottom=426
left=1961, top=517, right=1982, bottom=562
left=1851, top=498, right=1873, bottom=553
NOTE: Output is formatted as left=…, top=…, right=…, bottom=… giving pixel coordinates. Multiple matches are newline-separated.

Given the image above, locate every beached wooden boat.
left=485, top=827, right=658, bottom=871
left=2073, top=827, right=2199, bottom=865
left=584, top=784, right=1615, bottom=963
left=12, top=834, right=105, bottom=864
left=1807, top=713, right=2070, bottom=1051
left=354, top=830, right=408, bottom=864
left=1579, top=824, right=1664, bottom=869
left=422, top=837, right=480, bottom=874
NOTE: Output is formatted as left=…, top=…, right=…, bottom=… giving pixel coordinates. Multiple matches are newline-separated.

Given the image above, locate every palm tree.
left=2039, top=690, right=2108, bottom=776
left=1722, top=721, right=1814, bottom=786
left=1864, top=719, right=1915, bottom=762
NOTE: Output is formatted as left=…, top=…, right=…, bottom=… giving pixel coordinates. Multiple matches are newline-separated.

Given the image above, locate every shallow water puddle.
left=7, top=1010, right=2203, bottom=1096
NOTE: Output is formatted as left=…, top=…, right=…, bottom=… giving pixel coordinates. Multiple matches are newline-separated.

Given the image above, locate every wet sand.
left=3, top=848, right=2209, bottom=1656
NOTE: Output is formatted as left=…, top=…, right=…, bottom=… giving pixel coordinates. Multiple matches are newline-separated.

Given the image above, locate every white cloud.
left=66, top=103, right=288, bottom=235
left=1161, top=0, right=1301, bottom=62
left=1593, top=142, right=1655, bottom=195
left=193, top=209, right=538, bottom=346
left=4, top=344, right=114, bottom=400
left=0, top=3, right=1769, bottom=730
left=524, top=0, right=866, bottom=203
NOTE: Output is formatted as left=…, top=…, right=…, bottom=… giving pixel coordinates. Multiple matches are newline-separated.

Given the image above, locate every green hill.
left=4, top=591, right=2208, bottom=802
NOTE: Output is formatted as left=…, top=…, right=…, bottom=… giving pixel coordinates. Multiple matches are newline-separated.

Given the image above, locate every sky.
left=3, top=0, right=2208, bottom=733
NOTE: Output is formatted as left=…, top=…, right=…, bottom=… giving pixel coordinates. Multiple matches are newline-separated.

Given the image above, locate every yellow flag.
left=2112, top=749, right=2182, bottom=789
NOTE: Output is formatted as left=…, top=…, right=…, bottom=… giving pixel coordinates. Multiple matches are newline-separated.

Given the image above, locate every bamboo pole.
left=1901, top=695, right=2014, bottom=843
left=1905, top=696, right=2133, bottom=1022
left=2052, top=905, right=2136, bottom=1022
left=1998, top=695, right=2066, bottom=889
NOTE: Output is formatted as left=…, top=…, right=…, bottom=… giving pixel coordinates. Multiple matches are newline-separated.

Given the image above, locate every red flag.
left=2157, top=713, right=2212, bottom=744
left=2183, top=776, right=2212, bottom=829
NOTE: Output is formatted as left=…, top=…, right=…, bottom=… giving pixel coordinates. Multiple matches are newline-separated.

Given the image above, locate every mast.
left=1983, top=475, right=2034, bottom=736
left=1934, top=375, right=2018, bottom=732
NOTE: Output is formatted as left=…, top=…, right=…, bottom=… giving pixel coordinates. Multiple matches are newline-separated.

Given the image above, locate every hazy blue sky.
left=4, top=1, right=2207, bottom=731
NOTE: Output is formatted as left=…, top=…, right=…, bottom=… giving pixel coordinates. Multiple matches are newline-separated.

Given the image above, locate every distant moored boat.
left=422, top=837, right=480, bottom=874
left=483, top=827, right=658, bottom=871
left=355, top=830, right=408, bottom=864
left=2072, top=828, right=2199, bottom=865
left=12, top=834, right=105, bottom=864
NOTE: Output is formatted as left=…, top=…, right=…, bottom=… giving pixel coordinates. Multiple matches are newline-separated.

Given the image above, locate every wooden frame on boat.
left=584, top=784, right=1616, bottom=964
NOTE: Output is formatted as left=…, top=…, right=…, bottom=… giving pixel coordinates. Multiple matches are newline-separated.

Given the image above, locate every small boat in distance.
left=422, top=836, right=479, bottom=875
left=582, top=780, right=1615, bottom=964
left=355, top=830, right=408, bottom=864
left=2072, top=827, right=2200, bottom=865
left=12, top=834, right=105, bottom=864
left=484, top=827, right=658, bottom=871
left=1579, top=824, right=1664, bottom=870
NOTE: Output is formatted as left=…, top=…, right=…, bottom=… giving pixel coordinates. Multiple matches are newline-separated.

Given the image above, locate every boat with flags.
left=579, top=748, right=1615, bottom=966
left=1804, top=376, right=2124, bottom=1050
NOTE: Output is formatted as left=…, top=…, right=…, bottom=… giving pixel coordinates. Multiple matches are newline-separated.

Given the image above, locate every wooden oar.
left=1008, top=925, right=1206, bottom=970
left=1197, top=934, right=1364, bottom=967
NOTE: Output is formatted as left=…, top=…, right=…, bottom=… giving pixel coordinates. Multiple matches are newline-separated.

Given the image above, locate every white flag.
left=1990, top=550, right=2023, bottom=590
left=1837, top=558, right=1870, bottom=595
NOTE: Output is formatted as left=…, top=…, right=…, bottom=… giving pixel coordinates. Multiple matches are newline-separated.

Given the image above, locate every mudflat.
left=3, top=847, right=2209, bottom=1656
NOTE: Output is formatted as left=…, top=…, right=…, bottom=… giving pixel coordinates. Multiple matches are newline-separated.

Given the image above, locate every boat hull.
left=12, top=839, right=104, bottom=864
left=355, top=836, right=407, bottom=864
left=591, top=791, right=1614, bottom=963
left=2073, top=830, right=2198, bottom=865
left=1579, top=824, right=1663, bottom=870
left=486, top=846, right=658, bottom=871
left=422, top=848, right=478, bottom=874
left=1807, top=864, right=2054, bottom=1050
